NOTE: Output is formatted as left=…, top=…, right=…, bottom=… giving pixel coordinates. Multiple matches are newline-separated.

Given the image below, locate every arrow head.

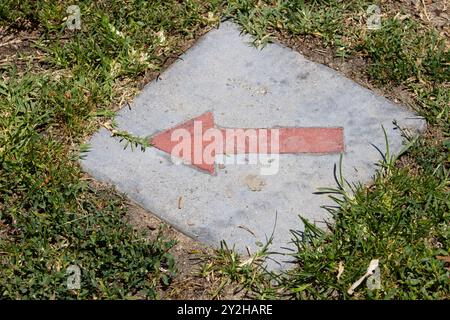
left=150, top=112, right=216, bottom=174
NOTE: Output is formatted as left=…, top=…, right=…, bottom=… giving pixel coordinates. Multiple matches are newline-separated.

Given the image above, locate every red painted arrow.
left=150, top=112, right=344, bottom=174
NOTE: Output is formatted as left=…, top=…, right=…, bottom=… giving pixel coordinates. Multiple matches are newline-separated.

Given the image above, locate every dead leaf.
left=436, top=255, right=450, bottom=263
left=337, top=261, right=344, bottom=280
left=244, top=174, right=265, bottom=191
left=436, top=256, right=450, bottom=271
left=347, top=259, right=379, bottom=295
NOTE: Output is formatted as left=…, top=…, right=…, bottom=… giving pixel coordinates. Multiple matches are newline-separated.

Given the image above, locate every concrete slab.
left=81, top=21, right=425, bottom=267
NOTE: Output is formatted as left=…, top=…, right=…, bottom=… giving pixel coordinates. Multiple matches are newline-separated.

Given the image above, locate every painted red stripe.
left=218, top=128, right=344, bottom=154
left=278, top=127, right=344, bottom=153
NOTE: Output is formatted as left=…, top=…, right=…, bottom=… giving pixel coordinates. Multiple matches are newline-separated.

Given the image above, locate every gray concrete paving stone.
left=82, top=22, right=425, bottom=268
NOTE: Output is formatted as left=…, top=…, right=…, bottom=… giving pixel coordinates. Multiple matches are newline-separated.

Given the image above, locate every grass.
left=227, top=0, right=449, bottom=126
left=0, top=0, right=449, bottom=299
left=281, top=135, right=449, bottom=299
left=0, top=70, right=177, bottom=299
left=0, top=0, right=222, bottom=299
left=202, top=0, right=449, bottom=299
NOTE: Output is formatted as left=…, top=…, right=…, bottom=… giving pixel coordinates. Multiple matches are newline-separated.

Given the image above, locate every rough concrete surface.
left=82, top=22, right=425, bottom=268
